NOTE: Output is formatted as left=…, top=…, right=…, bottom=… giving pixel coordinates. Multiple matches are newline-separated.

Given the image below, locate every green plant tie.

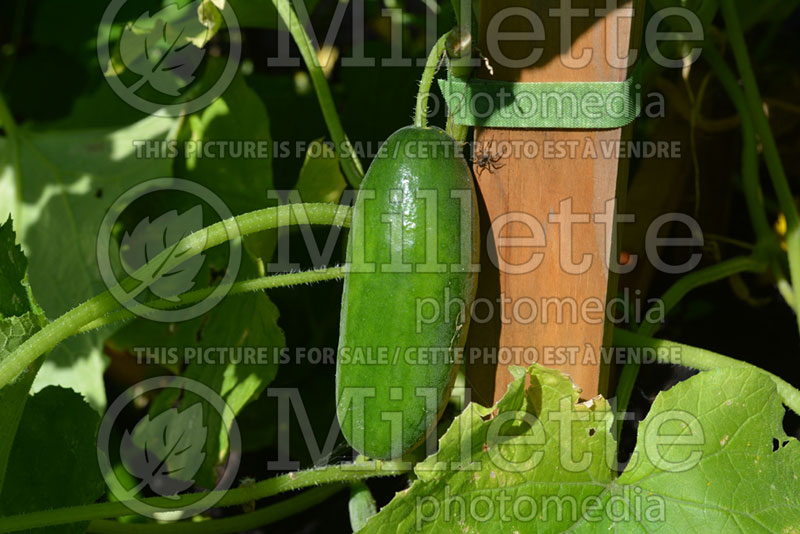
left=438, top=64, right=642, bottom=129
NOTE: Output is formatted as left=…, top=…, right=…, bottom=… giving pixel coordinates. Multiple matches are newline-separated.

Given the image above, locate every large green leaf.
left=0, top=140, right=16, bottom=225
left=0, top=219, right=47, bottom=494
left=360, top=366, right=616, bottom=533
left=0, top=114, right=179, bottom=410
left=615, top=367, right=800, bottom=531
left=361, top=365, right=800, bottom=532
left=0, top=386, right=105, bottom=534
left=183, top=71, right=274, bottom=215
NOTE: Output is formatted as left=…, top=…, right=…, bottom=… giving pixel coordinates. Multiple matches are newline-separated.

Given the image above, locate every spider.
left=474, top=141, right=506, bottom=176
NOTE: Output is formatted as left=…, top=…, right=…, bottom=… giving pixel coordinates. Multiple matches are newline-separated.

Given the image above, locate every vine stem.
left=271, top=0, right=364, bottom=187
left=719, top=2, right=800, bottom=333
left=614, top=256, right=767, bottom=427
left=414, top=31, right=452, bottom=129
left=637, top=256, right=768, bottom=338
left=0, top=203, right=352, bottom=390
left=86, top=486, right=344, bottom=534
left=78, top=266, right=346, bottom=334
left=703, top=43, right=793, bottom=307
left=444, top=27, right=474, bottom=144
left=702, top=46, right=771, bottom=243
left=0, top=461, right=410, bottom=534
left=614, top=329, right=800, bottom=417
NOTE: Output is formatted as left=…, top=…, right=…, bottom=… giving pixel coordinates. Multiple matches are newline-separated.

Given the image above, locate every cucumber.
left=336, top=126, right=479, bottom=460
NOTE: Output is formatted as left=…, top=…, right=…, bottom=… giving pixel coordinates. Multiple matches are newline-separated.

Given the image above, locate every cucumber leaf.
left=360, top=365, right=800, bottom=532
left=0, top=386, right=105, bottom=534
left=359, top=365, right=616, bottom=533
left=615, top=366, right=800, bottom=531
left=0, top=218, right=47, bottom=494
left=0, top=113, right=179, bottom=411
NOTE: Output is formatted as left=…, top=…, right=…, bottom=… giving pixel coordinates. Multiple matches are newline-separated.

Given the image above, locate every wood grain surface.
left=466, top=0, right=645, bottom=405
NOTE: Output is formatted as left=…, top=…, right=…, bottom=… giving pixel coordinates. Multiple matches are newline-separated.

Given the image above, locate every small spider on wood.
left=474, top=141, right=506, bottom=177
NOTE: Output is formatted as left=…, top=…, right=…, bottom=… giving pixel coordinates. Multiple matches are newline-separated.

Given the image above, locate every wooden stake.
left=466, top=0, right=645, bottom=405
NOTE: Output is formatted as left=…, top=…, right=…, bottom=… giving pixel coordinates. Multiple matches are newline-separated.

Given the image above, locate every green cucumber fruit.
left=336, top=126, right=479, bottom=460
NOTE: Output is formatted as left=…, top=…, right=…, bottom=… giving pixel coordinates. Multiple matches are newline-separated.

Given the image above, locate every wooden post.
left=466, top=0, right=645, bottom=405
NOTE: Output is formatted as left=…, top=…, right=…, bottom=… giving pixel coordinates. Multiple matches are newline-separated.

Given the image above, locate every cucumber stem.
left=414, top=31, right=452, bottom=129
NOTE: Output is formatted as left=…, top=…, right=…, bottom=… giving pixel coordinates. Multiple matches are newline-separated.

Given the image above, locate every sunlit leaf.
left=361, top=366, right=800, bottom=533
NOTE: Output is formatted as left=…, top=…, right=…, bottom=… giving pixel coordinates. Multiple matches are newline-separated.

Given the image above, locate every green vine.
left=614, top=328, right=800, bottom=417
left=3, top=10, right=799, bottom=532
left=614, top=13, right=799, bottom=423
left=78, top=266, right=346, bottom=334
left=414, top=31, right=452, bottom=129
left=86, top=486, right=344, bottom=534
left=414, top=27, right=475, bottom=145
left=703, top=47, right=771, bottom=242
left=270, top=0, right=364, bottom=187
left=719, top=4, right=800, bottom=333
left=0, top=461, right=410, bottom=534
left=0, top=203, right=352, bottom=391
left=638, top=256, right=768, bottom=338
left=702, top=43, right=793, bottom=307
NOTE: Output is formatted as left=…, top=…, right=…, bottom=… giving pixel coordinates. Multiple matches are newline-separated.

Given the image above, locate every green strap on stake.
left=438, top=65, right=642, bottom=129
